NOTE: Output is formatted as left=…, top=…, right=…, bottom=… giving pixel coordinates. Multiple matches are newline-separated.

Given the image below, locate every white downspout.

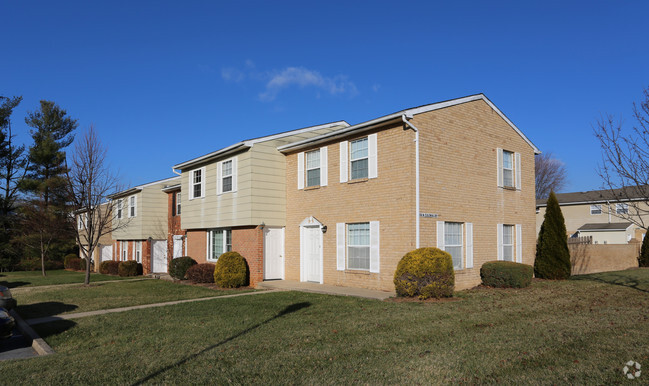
left=402, top=115, right=420, bottom=248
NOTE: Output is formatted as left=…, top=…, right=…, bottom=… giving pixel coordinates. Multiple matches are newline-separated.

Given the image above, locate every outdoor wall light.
left=321, top=225, right=327, bottom=233
left=260, top=222, right=265, bottom=229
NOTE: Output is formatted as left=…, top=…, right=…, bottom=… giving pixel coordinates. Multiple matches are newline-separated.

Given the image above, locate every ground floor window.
left=437, top=221, right=473, bottom=270
left=208, top=229, right=232, bottom=261
left=121, top=241, right=127, bottom=261
left=498, top=223, right=522, bottom=263
left=347, top=223, right=370, bottom=270
left=135, top=241, right=142, bottom=263
left=444, top=222, right=464, bottom=269
left=502, top=225, right=514, bottom=261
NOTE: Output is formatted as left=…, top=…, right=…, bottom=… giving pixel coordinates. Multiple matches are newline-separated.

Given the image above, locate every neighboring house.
left=278, top=94, right=539, bottom=291
left=536, top=187, right=648, bottom=244
left=109, top=176, right=180, bottom=274
left=75, top=203, right=113, bottom=271
left=172, top=121, right=349, bottom=286
left=162, top=183, right=186, bottom=263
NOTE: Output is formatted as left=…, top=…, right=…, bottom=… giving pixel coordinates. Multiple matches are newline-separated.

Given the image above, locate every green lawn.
left=0, top=270, right=134, bottom=288
left=13, top=280, right=251, bottom=319
left=1, top=269, right=648, bottom=384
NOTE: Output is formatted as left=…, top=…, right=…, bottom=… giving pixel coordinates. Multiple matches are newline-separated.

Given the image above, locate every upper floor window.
left=306, top=150, right=321, bottom=187
left=497, top=148, right=521, bottom=190
left=616, top=203, right=629, bottom=214
left=217, top=157, right=237, bottom=195
left=208, top=229, right=232, bottom=261
left=590, top=204, right=602, bottom=215
left=128, top=195, right=137, bottom=218
left=78, top=214, right=86, bottom=230
left=350, top=138, right=369, bottom=180
left=117, top=199, right=123, bottom=219
left=189, top=167, right=205, bottom=199
left=176, top=192, right=181, bottom=215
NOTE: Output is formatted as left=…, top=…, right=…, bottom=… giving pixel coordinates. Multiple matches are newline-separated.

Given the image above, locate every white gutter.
left=402, top=114, right=420, bottom=248
left=172, top=167, right=181, bottom=176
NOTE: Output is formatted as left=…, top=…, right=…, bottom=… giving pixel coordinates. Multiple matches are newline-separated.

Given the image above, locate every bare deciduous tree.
left=535, top=153, right=568, bottom=200
left=66, top=126, right=125, bottom=285
left=594, top=85, right=649, bottom=229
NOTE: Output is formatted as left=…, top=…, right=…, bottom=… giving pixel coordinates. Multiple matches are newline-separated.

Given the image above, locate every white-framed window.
left=208, top=229, right=232, bottom=261
left=502, top=151, right=514, bottom=187
left=217, top=157, right=237, bottom=195
left=176, top=192, right=181, bottom=215
left=445, top=222, right=464, bottom=270
left=616, top=203, right=629, bottom=214
left=121, top=241, right=127, bottom=261
left=306, top=150, right=321, bottom=187
left=347, top=223, right=370, bottom=270
left=117, top=199, right=123, bottom=219
left=350, top=138, right=369, bottom=180
left=502, top=225, right=514, bottom=261
left=221, top=160, right=233, bottom=193
left=590, top=204, right=602, bottom=215
left=189, top=167, right=205, bottom=199
left=497, top=148, right=521, bottom=190
left=78, top=214, right=86, bottom=230
left=128, top=195, right=137, bottom=218
left=336, top=221, right=380, bottom=273
left=135, top=241, right=142, bottom=263
left=497, top=223, right=522, bottom=263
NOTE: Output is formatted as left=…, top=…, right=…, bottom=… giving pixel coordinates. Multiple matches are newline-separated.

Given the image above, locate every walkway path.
left=257, top=280, right=395, bottom=300
left=25, top=289, right=282, bottom=326
left=10, top=277, right=153, bottom=294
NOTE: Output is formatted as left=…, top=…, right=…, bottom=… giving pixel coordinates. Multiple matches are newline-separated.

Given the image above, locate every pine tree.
left=639, top=232, right=649, bottom=267
left=535, top=191, right=571, bottom=279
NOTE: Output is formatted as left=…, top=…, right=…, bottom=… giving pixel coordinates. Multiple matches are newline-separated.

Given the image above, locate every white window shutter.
left=497, top=148, right=503, bottom=187
left=133, top=196, right=137, bottom=217
left=370, top=221, right=380, bottom=273
left=515, top=152, right=521, bottom=190
left=320, top=147, right=328, bottom=186
left=231, top=157, right=238, bottom=192
left=497, top=224, right=504, bottom=260
left=437, top=221, right=445, bottom=249
left=188, top=172, right=194, bottom=200
left=216, top=162, right=222, bottom=195
left=368, top=133, right=378, bottom=179
left=200, top=167, right=206, bottom=198
left=297, top=152, right=305, bottom=190
left=465, top=222, right=474, bottom=269
left=340, top=141, right=348, bottom=183
left=516, top=224, right=522, bottom=263
left=336, top=223, right=345, bottom=271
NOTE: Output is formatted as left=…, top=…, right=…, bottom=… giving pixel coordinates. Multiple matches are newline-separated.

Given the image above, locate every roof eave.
left=108, top=188, right=142, bottom=199
left=173, top=143, right=250, bottom=170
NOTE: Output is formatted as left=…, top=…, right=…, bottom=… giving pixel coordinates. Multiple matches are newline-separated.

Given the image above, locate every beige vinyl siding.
left=181, top=125, right=343, bottom=230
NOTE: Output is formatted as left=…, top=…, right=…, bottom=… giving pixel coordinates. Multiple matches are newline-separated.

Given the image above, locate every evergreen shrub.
left=393, top=247, right=455, bottom=299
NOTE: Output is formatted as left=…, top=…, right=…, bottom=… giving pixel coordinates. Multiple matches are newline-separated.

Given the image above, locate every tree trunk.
left=40, top=239, right=46, bottom=277
left=84, top=247, right=92, bottom=285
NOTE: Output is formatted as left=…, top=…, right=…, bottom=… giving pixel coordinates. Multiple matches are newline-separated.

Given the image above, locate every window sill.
left=304, top=185, right=321, bottom=191
left=502, top=186, right=517, bottom=191
left=344, top=269, right=371, bottom=275
left=347, top=178, right=368, bottom=184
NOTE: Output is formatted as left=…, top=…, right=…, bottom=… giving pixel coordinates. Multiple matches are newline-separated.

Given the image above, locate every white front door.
left=303, top=226, right=321, bottom=283
left=264, top=227, right=284, bottom=280
left=173, top=236, right=183, bottom=258
left=101, top=245, right=112, bottom=262
left=152, top=240, right=168, bottom=273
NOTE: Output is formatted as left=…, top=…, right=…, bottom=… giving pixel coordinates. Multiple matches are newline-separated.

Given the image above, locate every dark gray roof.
left=537, top=185, right=649, bottom=207
left=577, top=222, right=633, bottom=231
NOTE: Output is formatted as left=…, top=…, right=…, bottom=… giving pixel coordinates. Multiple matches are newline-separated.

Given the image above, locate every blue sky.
left=1, top=1, right=648, bottom=192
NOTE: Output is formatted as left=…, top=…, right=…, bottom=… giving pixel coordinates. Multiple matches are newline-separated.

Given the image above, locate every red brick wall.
left=232, top=226, right=264, bottom=287
left=166, top=190, right=186, bottom=269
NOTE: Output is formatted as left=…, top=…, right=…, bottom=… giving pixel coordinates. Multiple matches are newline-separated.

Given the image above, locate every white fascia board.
left=537, top=197, right=647, bottom=208
left=138, top=176, right=181, bottom=189
left=173, top=142, right=249, bottom=170
left=246, top=121, right=349, bottom=145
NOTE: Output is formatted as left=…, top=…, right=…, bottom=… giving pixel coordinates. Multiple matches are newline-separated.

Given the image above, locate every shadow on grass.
left=0, top=280, right=31, bottom=289
left=17, top=302, right=79, bottom=319
left=132, top=302, right=312, bottom=385
left=31, top=319, right=77, bottom=340
left=571, top=271, right=649, bottom=293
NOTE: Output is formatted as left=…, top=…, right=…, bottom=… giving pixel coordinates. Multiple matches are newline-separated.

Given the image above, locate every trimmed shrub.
left=535, top=191, right=571, bottom=279
left=136, top=263, right=144, bottom=276
left=45, top=260, right=64, bottom=270
left=187, top=263, right=216, bottom=283
left=80, top=258, right=94, bottom=272
left=67, top=257, right=82, bottom=271
left=170, top=256, right=197, bottom=280
left=393, top=247, right=455, bottom=299
left=99, top=261, right=120, bottom=275
left=480, top=261, right=533, bottom=288
left=214, top=252, right=248, bottom=288
left=639, top=233, right=649, bottom=267
left=63, top=254, right=79, bottom=269
left=118, top=261, right=140, bottom=277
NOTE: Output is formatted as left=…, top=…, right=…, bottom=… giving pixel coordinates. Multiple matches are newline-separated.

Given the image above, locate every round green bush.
left=63, top=254, right=79, bottom=269
left=99, top=261, right=120, bottom=275
left=118, top=260, right=140, bottom=277
left=66, top=257, right=82, bottom=271
left=394, top=247, right=455, bottom=299
left=480, top=261, right=533, bottom=288
left=214, top=252, right=249, bottom=288
left=187, top=263, right=216, bottom=283
left=169, top=256, right=197, bottom=280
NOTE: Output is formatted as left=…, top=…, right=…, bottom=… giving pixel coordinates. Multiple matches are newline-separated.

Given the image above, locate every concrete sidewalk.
left=24, top=289, right=281, bottom=326
left=257, top=280, right=395, bottom=300
left=10, top=277, right=153, bottom=294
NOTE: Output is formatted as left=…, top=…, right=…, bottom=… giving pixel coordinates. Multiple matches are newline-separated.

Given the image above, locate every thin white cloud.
left=259, top=66, right=358, bottom=101
left=221, top=67, right=245, bottom=83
